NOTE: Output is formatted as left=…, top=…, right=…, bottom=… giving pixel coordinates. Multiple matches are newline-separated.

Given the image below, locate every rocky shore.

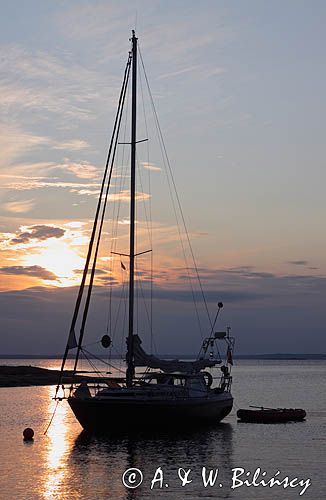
left=0, top=365, right=84, bottom=387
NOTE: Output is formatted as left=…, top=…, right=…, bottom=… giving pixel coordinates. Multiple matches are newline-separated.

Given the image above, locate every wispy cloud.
left=0, top=123, right=94, bottom=179
left=0, top=265, right=57, bottom=281
left=0, top=44, right=113, bottom=121
left=63, top=160, right=99, bottom=179
left=142, top=162, right=161, bottom=172
left=220, top=266, right=275, bottom=279
left=57, top=2, right=232, bottom=80
left=3, top=179, right=101, bottom=192
left=3, top=199, right=35, bottom=214
left=0, top=123, right=51, bottom=169
left=157, top=65, right=201, bottom=81
left=70, top=188, right=101, bottom=196
left=0, top=161, right=55, bottom=177
left=53, top=139, right=90, bottom=151
left=57, top=3, right=123, bottom=41
left=108, top=190, right=151, bottom=202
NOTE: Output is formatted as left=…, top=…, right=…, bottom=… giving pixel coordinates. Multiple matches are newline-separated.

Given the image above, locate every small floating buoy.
left=101, top=334, right=111, bottom=348
left=23, top=427, right=34, bottom=441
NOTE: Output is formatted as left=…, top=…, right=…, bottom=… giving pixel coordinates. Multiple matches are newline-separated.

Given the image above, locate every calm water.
left=0, top=360, right=325, bottom=499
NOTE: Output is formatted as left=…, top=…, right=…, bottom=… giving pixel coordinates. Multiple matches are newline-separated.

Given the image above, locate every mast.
left=126, top=30, right=137, bottom=387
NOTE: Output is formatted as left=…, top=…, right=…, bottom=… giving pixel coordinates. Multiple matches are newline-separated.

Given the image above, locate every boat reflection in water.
left=69, top=423, right=234, bottom=499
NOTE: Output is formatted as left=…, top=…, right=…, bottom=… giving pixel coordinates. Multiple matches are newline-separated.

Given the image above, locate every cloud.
left=0, top=265, right=57, bottom=280
left=10, top=225, right=65, bottom=245
left=1, top=175, right=101, bottom=192
left=142, top=162, right=161, bottom=172
left=1, top=268, right=326, bottom=354
left=64, top=221, right=86, bottom=229
left=3, top=199, right=35, bottom=213
left=0, top=123, right=91, bottom=179
left=64, top=161, right=99, bottom=179
left=0, top=161, right=55, bottom=177
left=57, top=4, right=121, bottom=41
left=288, top=260, right=308, bottom=266
left=0, top=123, right=52, bottom=168
left=170, top=266, right=326, bottom=299
left=134, top=287, right=265, bottom=303
left=0, top=44, right=111, bottom=121
left=96, top=276, right=119, bottom=285
left=58, top=3, right=232, bottom=83
left=70, top=188, right=101, bottom=196
left=157, top=65, right=201, bottom=80
left=53, top=139, right=90, bottom=151
left=108, top=190, right=151, bottom=202
left=73, top=268, right=107, bottom=276
left=221, top=267, right=275, bottom=279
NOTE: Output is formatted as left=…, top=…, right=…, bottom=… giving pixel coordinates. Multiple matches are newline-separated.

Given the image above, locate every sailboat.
left=55, top=31, right=235, bottom=432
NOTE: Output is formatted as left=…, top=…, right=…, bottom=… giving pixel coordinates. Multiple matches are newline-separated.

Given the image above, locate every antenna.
left=134, top=10, right=138, bottom=31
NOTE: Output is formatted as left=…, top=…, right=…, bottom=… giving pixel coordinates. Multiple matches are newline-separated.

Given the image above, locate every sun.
left=24, top=239, right=85, bottom=287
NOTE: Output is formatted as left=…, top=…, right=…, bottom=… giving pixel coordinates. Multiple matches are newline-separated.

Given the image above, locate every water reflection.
left=42, top=389, right=75, bottom=499
left=38, top=389, right=235, bottom=499
left=70, top=423, right=234, bottom=499
left=1, top=363, right=324, bottom=499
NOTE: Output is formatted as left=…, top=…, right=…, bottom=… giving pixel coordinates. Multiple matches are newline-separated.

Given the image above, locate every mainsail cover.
left=132, top=335, right=220, bottom=373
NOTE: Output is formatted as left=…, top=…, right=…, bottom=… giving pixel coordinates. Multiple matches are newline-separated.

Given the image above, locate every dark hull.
left=68, top=395, right=233, bottom=432
left=237, top=408, right=306, bottom=423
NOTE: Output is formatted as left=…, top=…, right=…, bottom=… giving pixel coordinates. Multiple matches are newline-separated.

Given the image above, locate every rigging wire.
left=55, top=53, right=132, bottom=394
left=72, top=54, right=132, bottom=377
left=120, top=268, right=129, bottom=370
left=55, top=54, right=131, bottom=394
left=138, top=57, right=154, bottom=354
left=110, top=153, right=130, bottom=357
left=112, top=270, right=127, bottom=342
left=108, top=153, right=130, bottom=347
left=136, top=268, right=158, bottom=353
left=107, top=76, right=131, bottom=362
left=59, top=41, right=220, bottom=389
left=138, top=45, right=211, bottom=338
left=81, top=347, right=126, bottom=374
left=135, top=153, right=157, bottom=352
left=138, top=46, right=202, bottom=336
left=107, top=71, right=131, bottom=343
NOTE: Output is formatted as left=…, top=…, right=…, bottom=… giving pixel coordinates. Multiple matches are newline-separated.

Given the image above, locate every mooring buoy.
left=23, top=427, right=34, bottom=441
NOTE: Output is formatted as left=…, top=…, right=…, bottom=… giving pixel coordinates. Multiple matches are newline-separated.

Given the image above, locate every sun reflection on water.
left=42, top=388, right=77, bottom=499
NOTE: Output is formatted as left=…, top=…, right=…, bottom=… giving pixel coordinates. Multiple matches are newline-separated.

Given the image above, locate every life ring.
left=203, top=371, right=213, bottom=387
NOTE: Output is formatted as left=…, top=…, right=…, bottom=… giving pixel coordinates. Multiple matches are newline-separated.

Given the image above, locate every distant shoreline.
left=1, top=355, right=325, bottom=388
left=0, top=365, right=86, bottom=388
left=0, top=353, right=326, bottom=360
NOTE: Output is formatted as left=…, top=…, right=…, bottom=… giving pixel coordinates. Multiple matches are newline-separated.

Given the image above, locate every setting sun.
left=24, top=239, right=85, bottom=287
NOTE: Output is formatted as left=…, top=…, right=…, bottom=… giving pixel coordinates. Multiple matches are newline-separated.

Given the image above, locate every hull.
left=68, top=393, right=233, bottom=432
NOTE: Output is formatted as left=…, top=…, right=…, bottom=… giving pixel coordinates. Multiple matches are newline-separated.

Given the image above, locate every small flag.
left=121, top=261, right=126, bottom=270
left=227, top=348, right=233, bottom=365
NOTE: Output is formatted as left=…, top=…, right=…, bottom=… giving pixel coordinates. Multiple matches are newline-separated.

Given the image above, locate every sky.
left=0, top=0, right=326, bottom=355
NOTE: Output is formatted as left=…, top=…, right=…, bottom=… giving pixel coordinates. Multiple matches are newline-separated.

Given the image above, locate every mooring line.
left=43, top=399, right=60, bottom=435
